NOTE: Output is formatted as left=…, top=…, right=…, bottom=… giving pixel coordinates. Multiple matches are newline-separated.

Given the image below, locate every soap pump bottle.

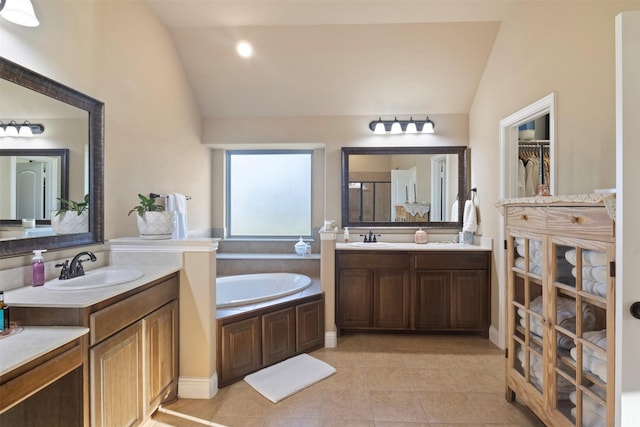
left=31, top=249, right=47, bottom=287
left=343, top=227, right=350, bottom=243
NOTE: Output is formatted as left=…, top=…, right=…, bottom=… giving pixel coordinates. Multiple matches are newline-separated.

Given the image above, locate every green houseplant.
left=128, top=193, right=174, bottom=239
left=51, top=194, right=89, bottom=234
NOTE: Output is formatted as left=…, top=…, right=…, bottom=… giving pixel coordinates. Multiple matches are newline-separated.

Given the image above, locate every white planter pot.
left=51, top=210, right=89, bottom=234
left=136, top=211, right=174, bottom=239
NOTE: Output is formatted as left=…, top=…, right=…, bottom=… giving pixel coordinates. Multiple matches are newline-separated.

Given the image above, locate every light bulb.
left=236, top=40, right=254, bottom=58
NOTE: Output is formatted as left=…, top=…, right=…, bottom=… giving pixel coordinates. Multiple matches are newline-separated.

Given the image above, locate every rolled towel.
left=571, top=266, right=608, bottom=284
left=569, top=384, right=607, bottom=419
left=514, top=257, right=543, bottom=275
left=583, top=279, right=607, bottom=298
left=565, top=249, right=607, bottom=267
left=570, top=407, right=606, bottom=427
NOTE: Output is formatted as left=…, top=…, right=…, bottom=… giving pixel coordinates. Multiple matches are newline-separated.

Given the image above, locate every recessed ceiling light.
left=236, top=40, right=253, bottom=58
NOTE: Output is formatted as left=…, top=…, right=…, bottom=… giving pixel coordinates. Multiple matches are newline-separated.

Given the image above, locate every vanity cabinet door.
left=144, top=300, right=178, bottom=415
left=90, top=322, right=143, bottom=427
left=451, top=270, right=489, bottom=330
left=414, top=271, right=451, bottom=329
left=337, top=268, right=373, bottom=329
left=373, top=270, right=410, bottom=329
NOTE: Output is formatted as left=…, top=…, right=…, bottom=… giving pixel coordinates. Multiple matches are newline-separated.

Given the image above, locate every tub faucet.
left=66, top=251, right=97, bottom=279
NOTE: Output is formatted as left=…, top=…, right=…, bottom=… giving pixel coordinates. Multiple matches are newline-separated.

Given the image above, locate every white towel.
left=565, top=249, right=607, bottom=267
left=569, top=384, right=607, bottom=423
left=462, top=199, right=477, bottom=233
left=166, top=193, right=188, bottom=239
left=450, top=200, right=459, bottom=221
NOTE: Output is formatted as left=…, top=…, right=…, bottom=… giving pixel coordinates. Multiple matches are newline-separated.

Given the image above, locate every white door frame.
left=495, top=92, right=556, bottom=349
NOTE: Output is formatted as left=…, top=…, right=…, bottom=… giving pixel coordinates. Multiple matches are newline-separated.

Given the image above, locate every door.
left=373, top=270, right=409, bottom=329
left=430, top=155, right=447, bottom=221
left=16, top=161, right=45, bottom=220
left=262, top=307, right=295, bottom=366
left=390, top=167, right=416, bottom=221
left=414, top=271, right=450, bottom=329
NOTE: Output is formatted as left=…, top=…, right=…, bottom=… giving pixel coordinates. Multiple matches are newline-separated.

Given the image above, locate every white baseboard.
left=489, top=325, right=504, bottom=350
left=178, top=374, right=218, bottom=399
left=325, top=331, right=337, bottom=348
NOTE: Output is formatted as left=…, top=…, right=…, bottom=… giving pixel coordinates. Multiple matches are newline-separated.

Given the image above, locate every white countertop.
left=4, top=264, right=181, bottom=308
left=336, top=238, right=492, bottom=252
left=0, top=326, right=88, bottom=376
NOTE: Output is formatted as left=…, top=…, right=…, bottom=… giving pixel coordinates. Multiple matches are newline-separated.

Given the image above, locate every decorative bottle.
left=414, top=228, right=428, bottom=244
left=32, top=249, right=47, bottom=287
left=0, top=291, right=9, bottom=332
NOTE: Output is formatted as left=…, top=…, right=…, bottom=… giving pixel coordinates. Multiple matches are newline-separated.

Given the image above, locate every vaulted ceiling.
left=145, top=1, right=512, bottom=118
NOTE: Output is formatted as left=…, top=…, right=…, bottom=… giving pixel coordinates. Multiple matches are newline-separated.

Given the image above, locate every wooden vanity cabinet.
left=218, top=294, right=324, bottom=386
left=335, top=250, right=490, bottom=335
left=413, top=252, right=490, bottom=334
left=89, top=275, right=179, bottom=426
left=10, top=273, right=179, bottom=427
left=336, top=252, right=410, bottom=333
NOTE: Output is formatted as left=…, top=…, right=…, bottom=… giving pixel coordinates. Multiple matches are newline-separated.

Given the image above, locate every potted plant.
left=51, top=194, right=89, bottom=234
left=128, top=193, right=174, bottom=239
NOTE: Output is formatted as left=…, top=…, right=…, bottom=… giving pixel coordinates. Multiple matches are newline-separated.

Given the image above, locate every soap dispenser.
left=31, top=249, right=47, bottom=287
left=295, top=237, right=307, bottom=256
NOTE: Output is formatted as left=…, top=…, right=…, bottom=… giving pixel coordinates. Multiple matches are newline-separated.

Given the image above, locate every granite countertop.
left=4, top=264, right=181, bottom=308
left=0, top=326, right=89, bottom=376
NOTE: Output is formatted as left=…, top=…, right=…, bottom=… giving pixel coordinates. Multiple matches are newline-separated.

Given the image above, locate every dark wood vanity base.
left=336, top=250, right=491, bottom=337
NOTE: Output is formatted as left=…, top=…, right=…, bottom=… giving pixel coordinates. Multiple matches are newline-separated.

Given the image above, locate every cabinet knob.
left=631, top=302, right=640, bottom=319
left=569, top=215, right=582, bottom=224
left=521, top=214, right=528, bottom=221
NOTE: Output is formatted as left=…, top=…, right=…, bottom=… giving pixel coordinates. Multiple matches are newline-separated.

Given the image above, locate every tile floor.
left=151, top=333, right=544, bottom=427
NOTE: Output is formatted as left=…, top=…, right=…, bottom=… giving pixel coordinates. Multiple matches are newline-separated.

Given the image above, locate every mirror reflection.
left=0, top=149, right=69, bottom=222
left=342, top=146, right=467, bottom=228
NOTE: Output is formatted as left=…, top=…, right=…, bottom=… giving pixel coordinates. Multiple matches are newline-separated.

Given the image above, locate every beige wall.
left=0, top=1, right=210, bottom=242
left=469, top=2, right=639, bottom=329
left=203, top=114, right=470, bottom=229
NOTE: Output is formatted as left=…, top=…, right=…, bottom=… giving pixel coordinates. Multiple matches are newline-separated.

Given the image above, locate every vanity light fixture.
left=369, top=116, right=435, bottom=134
left=236, top=40, right=254, bottom=58
left=0, top=120, right=45, bottom=137
left=0, top=0, right=40, bottom=27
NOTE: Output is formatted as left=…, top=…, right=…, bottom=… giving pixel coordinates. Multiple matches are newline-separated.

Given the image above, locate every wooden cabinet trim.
left=90, top=275, right=178, bottom=346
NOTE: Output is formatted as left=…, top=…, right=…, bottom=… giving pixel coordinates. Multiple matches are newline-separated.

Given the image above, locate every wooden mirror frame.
left=0, top=57, right=104, bottom=257
left=341, top=146, right=468, bottom=229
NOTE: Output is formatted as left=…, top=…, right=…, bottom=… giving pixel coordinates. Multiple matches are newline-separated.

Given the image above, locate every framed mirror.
left=0, top=57, right=104, bottom=257
left=341, top=146, right=467, bottom=229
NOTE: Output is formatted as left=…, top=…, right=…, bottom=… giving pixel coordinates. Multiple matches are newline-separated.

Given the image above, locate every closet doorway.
left=495, top=92, right=556, bottom=349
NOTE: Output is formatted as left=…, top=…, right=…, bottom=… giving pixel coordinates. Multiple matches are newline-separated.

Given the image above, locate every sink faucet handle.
left=55, top=260, right=70, bottom=280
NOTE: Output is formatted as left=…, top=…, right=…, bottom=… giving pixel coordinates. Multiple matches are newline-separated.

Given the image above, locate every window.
left=226, top=150, right=312, bottom=238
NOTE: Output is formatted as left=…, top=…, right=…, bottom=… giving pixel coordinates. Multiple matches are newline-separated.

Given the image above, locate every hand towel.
left=462, top=199, right=477, bottom=233
left=450, top=200, right=459, bottom=221
left=166, top=193, right=188, bottom=239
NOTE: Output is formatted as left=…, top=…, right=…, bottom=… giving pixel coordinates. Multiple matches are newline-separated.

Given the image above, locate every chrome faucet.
left=57, top=251, right=97, bottom=280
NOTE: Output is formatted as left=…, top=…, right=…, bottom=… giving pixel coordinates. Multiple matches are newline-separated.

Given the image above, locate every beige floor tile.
left=366, top=366, right=416, bottom=391
left=151, top=334, right=544, bottom=427
left=320, top=389, right=373, bottom=421
left=369, top=390, right=428, bottom=423
left=416, top=391, right=481, bottom=424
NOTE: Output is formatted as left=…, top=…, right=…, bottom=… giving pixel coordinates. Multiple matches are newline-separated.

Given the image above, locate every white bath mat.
left=244, top=353, right=336, bottom=403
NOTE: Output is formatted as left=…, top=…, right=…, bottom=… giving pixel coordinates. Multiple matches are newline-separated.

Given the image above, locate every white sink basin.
left=44, top=267, right=145, bottom=291
left=349, top=242, right=394, bottom=248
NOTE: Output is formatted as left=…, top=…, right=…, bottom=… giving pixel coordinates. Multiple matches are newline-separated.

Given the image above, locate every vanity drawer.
left=546, top=206, right=614, bottom=241
left=413, top=252, right=489, bottom=270
left=506, top=206, right=547, bottom=231
left=336, top=252, right=409, bottom=270
left=90, top=275, right=178, bottom=346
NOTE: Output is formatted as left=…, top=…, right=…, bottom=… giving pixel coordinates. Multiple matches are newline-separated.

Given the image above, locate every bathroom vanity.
left=5, top=267, right=180, bottom=427
left=335, top=243, right=491, bottom=336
